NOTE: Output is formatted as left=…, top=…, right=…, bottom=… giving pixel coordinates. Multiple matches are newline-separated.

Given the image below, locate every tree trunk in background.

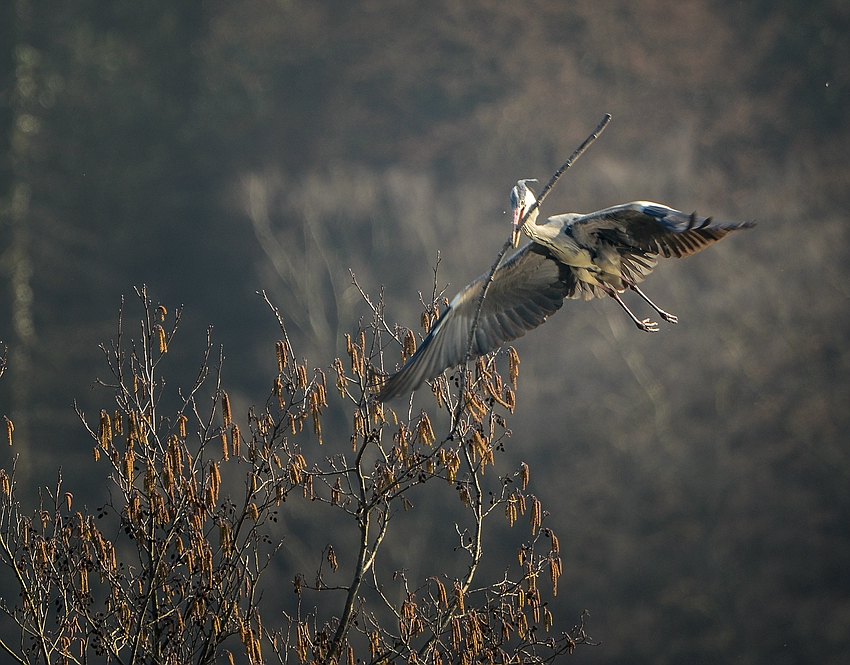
left=3, top=0, right=37, bottom=479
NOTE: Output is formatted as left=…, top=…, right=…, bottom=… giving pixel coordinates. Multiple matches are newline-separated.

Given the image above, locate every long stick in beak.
left=510, top=113, right=612, bottom=248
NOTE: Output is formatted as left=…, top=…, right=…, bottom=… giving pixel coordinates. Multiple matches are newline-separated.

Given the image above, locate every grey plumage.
left=378, top=243, right=572, bottom=401
left=377, top=181, right=753, bottom=401
left=509, top=181, right=755, bottom=330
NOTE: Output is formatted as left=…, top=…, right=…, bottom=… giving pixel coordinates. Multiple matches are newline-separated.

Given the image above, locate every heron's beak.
left=511, top=204, right=524, bottom=247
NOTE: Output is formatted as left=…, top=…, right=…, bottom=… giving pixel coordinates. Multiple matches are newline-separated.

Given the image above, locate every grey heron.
left=509, top=179, right=755, bottom=332
left=377, top=180, right=753, bottom=402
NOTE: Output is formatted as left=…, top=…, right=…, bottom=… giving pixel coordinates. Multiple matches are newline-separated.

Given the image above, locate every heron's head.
left=509, top=179, right=539, bottom=246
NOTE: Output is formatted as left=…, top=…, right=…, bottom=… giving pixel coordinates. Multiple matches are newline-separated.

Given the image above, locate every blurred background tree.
left=0, top=0, right=848, bottom=663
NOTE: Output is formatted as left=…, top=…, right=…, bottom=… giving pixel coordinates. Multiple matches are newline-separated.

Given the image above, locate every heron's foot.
left=626, top=284, right=679, bottom=326
left=636, top=318, right=660, bottom=333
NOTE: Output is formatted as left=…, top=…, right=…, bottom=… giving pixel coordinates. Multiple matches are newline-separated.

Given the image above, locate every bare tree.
left=0, top=282, right=591, bottom=664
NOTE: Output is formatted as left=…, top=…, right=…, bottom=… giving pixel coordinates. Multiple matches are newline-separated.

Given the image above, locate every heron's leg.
left=626, top=284, right=678, bottom=324
left=598, top=284, right=659, bottom=332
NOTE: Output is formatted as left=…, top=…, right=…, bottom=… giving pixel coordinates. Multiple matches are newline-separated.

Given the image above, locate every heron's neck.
left=520, top=206, right=554, bottom=244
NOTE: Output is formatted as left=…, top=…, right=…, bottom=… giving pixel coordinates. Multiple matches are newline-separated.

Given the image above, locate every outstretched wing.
left=377, top=244, right=573, bottom=401
left=557, top=201, right=755, bottom=260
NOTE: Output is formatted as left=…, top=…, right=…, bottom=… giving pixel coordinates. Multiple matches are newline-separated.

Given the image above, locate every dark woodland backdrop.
left=1, top=1, right=848, bottom=663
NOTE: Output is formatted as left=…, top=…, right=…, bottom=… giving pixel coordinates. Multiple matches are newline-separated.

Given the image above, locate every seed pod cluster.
left=307, top=383, right=327, bottom=445
left=154, top=325, right=168, bottom=354
left=505, top=490, right=527, bottom=527
left=345, top=332, right=367, bottom=378
left=275, top=340, right=290, bottom=371
left=402, top=329, right=417, bottom=363
left=507, top=347, right=520, bottom=388
left=529, top=496, right=542, bottom=534
left=98, top=411, right=112, bottom=449
left=414, top=412, right=435, bottom=447
left=221, top=392, right=232, bottom=428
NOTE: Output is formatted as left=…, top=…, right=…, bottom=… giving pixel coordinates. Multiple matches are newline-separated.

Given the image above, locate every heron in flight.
left=377, top=180, right=753, bottom=401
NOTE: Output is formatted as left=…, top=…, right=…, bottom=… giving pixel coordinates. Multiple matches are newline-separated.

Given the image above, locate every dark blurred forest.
left=1, top=0, right=848, bottom=663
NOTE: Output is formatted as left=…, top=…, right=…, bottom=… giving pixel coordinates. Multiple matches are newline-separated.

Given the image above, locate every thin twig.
left=349, top=272, right=398, bottom=342
left=526, top=113, right=612, bottom=223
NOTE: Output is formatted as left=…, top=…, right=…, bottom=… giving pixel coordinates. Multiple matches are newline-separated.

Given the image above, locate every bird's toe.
left=638, top=318, right=660, bottom=332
